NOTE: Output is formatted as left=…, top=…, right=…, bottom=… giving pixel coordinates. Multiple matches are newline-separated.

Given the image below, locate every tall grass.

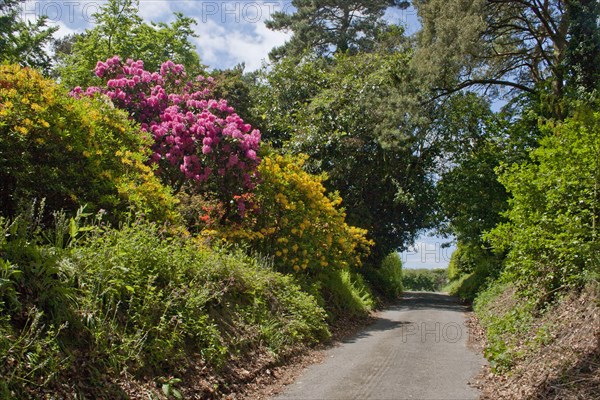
left=0, top=210, right=329, bottom=397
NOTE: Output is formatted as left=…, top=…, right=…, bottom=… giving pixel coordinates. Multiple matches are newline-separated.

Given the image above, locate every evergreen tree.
left=413, top=0, right=600, bottom=110
left=266, top=0, right=409, bottom=60
left=565, top=0, right=600, bottom=93
left=0, top=0, right=57, bottom=73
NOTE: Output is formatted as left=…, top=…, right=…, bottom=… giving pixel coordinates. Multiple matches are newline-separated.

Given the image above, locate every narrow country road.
left=273, top=292, right=486, bottom=400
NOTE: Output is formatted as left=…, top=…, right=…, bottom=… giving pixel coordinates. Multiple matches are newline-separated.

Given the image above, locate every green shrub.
left=444, top=242, right=503, bottom=301
left=363, top=252, right=403, bottom=300
left=311, top=269, right=375, bottom=318
left=72, top=221, right=330, bottom=372
left=0, top=211, right=329, bottom=396
left=486, top=108, right=600, bottom=298
left=444, top=270, right=489, bottom=301
left=402, top=268, right=447, bottom=292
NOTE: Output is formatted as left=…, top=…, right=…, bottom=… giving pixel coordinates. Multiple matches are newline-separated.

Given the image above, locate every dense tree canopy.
left=266, top=0, right=409, bottom=60
left=252, top=41, right=437, bottom=262
left=0, top=0, right=57, bottom=73
left=565, top=0, right=600, bottom=93
left=55, top=0, right=202, bottom=88
left=413, top=0, right=600, bottom=109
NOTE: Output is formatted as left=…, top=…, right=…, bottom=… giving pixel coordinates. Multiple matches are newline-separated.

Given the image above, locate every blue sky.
left=22, top=1, right=422, bottom=71
left=399, top=232, right=456, bottom=270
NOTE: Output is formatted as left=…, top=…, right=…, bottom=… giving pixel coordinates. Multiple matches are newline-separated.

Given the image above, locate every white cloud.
left=193, top=18, right=289, bottom=71
left=20, top=0, right=290, bottom=71
left=50, top=19, right=81, bottom=38
left=223, top=21, right=289, bottom=71
left=138, top=0, right=172, bottom=22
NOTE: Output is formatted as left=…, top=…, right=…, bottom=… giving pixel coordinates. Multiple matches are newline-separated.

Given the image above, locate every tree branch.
left=425, top=78, right=535, bottom=104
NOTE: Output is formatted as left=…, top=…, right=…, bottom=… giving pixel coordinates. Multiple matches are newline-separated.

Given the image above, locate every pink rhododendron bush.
left=74, top=56, right=261, bottom=218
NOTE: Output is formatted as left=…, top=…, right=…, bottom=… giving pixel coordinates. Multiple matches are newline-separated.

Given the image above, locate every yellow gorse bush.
left=215, top=153, right=373, bottom=273
left=0, top=64, right=178, bottom=222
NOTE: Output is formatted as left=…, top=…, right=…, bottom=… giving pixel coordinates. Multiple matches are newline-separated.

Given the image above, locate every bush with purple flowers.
left=74, top=56, right=261, bottom=218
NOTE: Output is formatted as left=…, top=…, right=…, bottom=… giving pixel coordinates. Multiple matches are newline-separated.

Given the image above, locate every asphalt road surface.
left=273, top=292, right=486, bottom=400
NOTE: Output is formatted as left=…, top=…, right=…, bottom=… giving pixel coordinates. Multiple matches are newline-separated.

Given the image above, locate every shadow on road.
left=341, top=292, right=470, bottom=344
left=342, top=319, right=411, bottom=343
left=393, top=291, right=472, bottom=312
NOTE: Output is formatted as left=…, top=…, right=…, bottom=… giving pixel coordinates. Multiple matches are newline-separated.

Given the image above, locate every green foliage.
left=55, top=0, right=202, bottom=88
left=363, top=252, right=404, bottom=300
left=436, top=95, right=540, bottom=298
left=402, top=268, right=447, bottom=292
left=448, top=242, right=503, bottom=278
left=414, top=0, right=600, bottom=106
left=0, top=64, right=178, bottom=223
left=313, top=269, right=375, bottom=317
left=487, top=108, right=600, bottom=299
left=251, top=55, right=326, bottom=147
left=473, top=281, right=536, bottom=372
left=210, top=64, right=257, bottom=125
left=565, top=0, right=600, bottom=93
left=0, top=208, right=83, bottom=397
left=444, top=241, right=503, bottom=301
left=0, top=310, right=67, bottom=398
left=437, top=140, right=509, bottom=244
left=252, top=49, right=437, bottom=263
left=412, top=0, right=487, bottom=93
left=0, top=0, right=57, bottom=74
left=444, top=270, right=487, bottom=302
left=266, top=0, right=409, bottom=60
left=0, top=211, right=329, bottom=396
left=73, top=221, right=329, bottom=371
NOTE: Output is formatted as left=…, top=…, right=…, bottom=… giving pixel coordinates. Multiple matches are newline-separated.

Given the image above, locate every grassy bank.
left=0, top=211, right=333, bottom=399
left=473, top=280, right=599, bottom=399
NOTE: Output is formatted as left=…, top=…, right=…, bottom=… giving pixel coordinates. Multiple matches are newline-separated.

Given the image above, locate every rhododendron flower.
left=74, top=56, right=262, bottom=219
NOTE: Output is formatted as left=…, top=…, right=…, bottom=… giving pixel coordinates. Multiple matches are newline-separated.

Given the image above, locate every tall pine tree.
left=0, top=0, right=57, bottom=73
left=266, top=0, right=409, bottom=60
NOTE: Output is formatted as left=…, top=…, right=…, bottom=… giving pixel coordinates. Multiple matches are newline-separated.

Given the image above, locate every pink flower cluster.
left=73, top=56, right=261, bottom=214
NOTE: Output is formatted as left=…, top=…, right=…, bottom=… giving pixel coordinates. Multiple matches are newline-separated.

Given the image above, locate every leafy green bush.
left=444, top=242, right=504, bottom=301
left=444, top=270, right=490, bottom=301
left=402, top=268, right=447, bottom=292
left=363, top=252, right=403, bottom=300
left=486, top=108, right=600, bottom=299
left=73, top=221, right=329, bottom=371
left=312, top=269, right=375, bottom=318
left=0, top=210, right=329, bottom=396
left=0, top=64, right=178, bottom=223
